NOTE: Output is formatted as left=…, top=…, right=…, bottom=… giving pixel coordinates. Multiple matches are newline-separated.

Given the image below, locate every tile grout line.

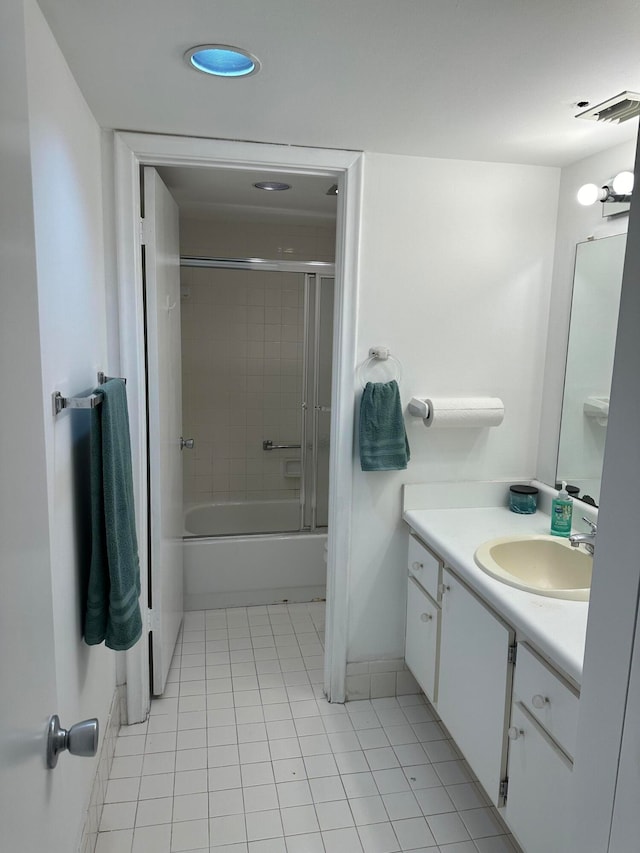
left=99, top=602, right=519, bottom=853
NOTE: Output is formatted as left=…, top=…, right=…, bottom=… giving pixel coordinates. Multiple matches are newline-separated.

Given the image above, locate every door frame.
left=113, top=131, right=363, bottom=721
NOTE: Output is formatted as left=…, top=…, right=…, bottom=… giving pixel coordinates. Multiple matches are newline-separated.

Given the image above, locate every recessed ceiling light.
left=185, top=44, right=260, bottom=78
left=253, top=181, right=291, bottom=191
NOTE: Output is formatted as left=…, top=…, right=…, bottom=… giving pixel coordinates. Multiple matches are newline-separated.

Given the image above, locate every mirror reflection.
left=556, top=233, right=627, bottom=505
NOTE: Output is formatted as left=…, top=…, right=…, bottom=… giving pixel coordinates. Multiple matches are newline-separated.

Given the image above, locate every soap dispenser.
left=550, top=481, right=573, bottom=537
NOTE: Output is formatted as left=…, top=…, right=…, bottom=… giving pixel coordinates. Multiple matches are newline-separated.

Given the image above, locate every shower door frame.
left=180, top=256, right=335, bottom=536
left=113, top=131, right=363, bottom=721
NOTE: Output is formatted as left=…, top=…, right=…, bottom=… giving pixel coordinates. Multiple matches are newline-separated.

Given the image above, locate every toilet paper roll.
left=423, top=397, right=504, bottom=429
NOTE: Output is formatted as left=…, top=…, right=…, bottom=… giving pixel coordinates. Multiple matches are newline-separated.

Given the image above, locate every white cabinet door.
left=506, top=703, right=572, bottom=853
left=438, top=568, right=514, bottom=805
left=405, top=577, right=439, bottom=702
left=144, top=167, right=184, bottom=695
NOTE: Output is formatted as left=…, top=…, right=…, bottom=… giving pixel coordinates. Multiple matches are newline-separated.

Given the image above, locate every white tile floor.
left=97, top=603, right=521, bottom=853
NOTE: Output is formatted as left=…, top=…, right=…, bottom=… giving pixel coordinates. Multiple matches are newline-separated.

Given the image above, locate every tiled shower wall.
left=180, top=217, right=336, bottom=507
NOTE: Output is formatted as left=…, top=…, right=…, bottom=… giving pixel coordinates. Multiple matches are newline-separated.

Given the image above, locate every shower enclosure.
left=181, top=257, right=335, bottom=540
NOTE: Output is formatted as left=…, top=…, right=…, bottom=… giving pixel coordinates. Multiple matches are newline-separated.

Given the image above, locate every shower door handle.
left=180, top=437, right=195, bottom=450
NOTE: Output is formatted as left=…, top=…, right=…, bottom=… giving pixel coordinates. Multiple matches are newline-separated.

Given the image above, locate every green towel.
left=359, top=380, right=410, bottom=471
left=84, top=379, right=142, bottom=651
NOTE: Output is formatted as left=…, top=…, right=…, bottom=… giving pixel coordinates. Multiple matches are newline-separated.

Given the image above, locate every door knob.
left=180, top=437, right=195, bottom=450
left=531, top=694, right=549, bottom=709
left=508, top=726, right=524, bottom=740
left=47, top=715, right=99, bottom=769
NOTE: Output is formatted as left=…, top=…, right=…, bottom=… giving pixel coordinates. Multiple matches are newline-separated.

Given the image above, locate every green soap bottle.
left=550, top=480, right=573, bottom=537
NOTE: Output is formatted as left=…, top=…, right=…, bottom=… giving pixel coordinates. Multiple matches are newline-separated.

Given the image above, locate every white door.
left=143, top=166, right=184, bottom=695
left=0, top=222, right=62, bottom=848
left=437, top=568, right=514, bottom=805
left=505, top=702, right=572, bottom=853
left=608, top=594, right=640, bottom=850
left=405, top=577, right=439, bottom=702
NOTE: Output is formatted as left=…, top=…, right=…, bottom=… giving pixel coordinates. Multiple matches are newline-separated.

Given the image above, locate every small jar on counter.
left=509, top=484, right=539, bottom=514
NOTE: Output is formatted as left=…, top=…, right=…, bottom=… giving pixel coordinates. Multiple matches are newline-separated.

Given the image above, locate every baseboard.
left=79, top=685, right=124, bottom=853
left=184, top=585, right=327, bottom=610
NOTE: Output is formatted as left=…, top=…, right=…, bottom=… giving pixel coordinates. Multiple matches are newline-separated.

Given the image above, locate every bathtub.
left=185, top=500, right=302, bottom=537
left=183, top=501, right=327, bottom=610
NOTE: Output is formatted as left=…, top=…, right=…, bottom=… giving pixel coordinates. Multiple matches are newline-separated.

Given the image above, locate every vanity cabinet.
left=437, top=567, right=514, bottom=806
left=404, top=526, right=582, bottom=848
left=505, top=643, right=577, bottom=853
left=505, top=703, right=572, bottom=852
left=407, top=532, right=441, bottom=602
left=405, top=576, right=439, bottom=703
left=405, top=534, right=442, bottom=704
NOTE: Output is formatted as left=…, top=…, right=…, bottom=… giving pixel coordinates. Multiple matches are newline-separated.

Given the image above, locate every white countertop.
left=403, top=506, right=589, bottom=686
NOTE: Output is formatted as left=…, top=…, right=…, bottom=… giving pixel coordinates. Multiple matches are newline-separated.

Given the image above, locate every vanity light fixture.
left=185, top=44, right=260, bottom=78
left=577, top=171, right=634, bottom=206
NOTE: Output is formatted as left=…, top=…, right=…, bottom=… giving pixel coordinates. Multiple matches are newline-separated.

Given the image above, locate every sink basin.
left=474, top=535, right=592, bottom=601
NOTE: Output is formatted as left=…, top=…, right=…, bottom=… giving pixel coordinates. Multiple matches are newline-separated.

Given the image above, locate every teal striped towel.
left=359, top=380, right=410, bottom=471
left=84, top=379, right=142, bottom=651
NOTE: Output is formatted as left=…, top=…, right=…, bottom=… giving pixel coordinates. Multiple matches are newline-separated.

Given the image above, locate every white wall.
left=347, top=152, right=560, bottom=662
left=24, top=0, right=116, bottom=847
left=537, top=138, right=636, bottom=489
left=179, top=214, right=336, bottom=262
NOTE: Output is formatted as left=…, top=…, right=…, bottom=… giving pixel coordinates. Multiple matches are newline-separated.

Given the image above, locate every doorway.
left=114, top=132, right=363, bottom=720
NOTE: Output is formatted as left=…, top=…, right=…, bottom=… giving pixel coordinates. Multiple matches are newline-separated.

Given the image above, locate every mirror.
left=556, top=233, right=627, bottom=505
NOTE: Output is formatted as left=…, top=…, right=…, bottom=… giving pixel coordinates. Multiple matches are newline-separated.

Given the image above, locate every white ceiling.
left=36, top=0, right=640, bottom=217
left=156, top=166, right=338, bottom=224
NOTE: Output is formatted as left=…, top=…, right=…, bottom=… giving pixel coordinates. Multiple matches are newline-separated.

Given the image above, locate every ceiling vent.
left=575, top=91, right=640, bottom=123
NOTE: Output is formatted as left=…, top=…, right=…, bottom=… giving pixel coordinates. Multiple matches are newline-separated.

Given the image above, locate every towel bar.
left=52, top=372, right=128, bottom=416
left=97, top=371, right=127, bottom=385
left=263, top=439, right=302, bottom=451
left=52, top=390, right=103, bottom=416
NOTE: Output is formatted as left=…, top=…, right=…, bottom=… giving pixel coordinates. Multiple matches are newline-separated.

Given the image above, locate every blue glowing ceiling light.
left=185, top=44, right=260, bottom=78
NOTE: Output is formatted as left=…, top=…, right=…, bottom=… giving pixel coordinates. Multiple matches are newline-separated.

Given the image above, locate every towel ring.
left=358, top=349, right=403, bottom=389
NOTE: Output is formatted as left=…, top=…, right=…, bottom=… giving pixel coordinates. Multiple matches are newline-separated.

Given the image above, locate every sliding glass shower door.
left=180, top=258, right=334, bottom=537
left=301, top=274, right=334, bottom=531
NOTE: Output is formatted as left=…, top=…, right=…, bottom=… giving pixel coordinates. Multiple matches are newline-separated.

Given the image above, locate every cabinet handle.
left=439, top=583, right=450, bottom=594
left=531, top=694, right=549, bottom=709
left=508, top=726, right=524, bottom=741
left=412, top=561, right=423, bottom=571
left=420, top=613, right=432, bottom=622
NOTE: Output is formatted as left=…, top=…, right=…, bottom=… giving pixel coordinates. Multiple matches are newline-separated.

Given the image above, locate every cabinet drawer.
left=513, top=643, right=579, bottom=759
left=506, top=702, right=572, bottom=853
left=405, top=577, right=439, bottom=703
left=408, top=532, right=442, bottom=601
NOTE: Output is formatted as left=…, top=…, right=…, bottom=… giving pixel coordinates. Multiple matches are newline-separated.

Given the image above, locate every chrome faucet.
left=569, top=517, right=597, bottom=555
